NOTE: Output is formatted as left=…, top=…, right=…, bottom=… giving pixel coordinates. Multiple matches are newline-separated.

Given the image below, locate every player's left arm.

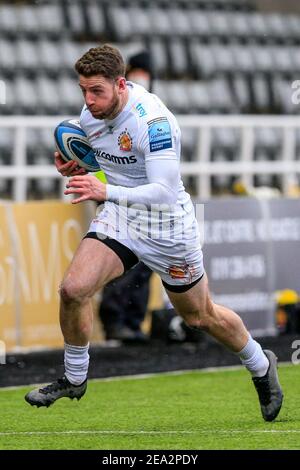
left=106, top=154, right=179, bottom=206
left=64, top=173, right=107, bottom=203
left=105, top=115, right=180, bottom=206
left=64, top=155, right=179, bottom=205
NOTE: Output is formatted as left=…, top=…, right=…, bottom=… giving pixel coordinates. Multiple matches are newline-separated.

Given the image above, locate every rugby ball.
left=54, top=119, right=100, bottom=172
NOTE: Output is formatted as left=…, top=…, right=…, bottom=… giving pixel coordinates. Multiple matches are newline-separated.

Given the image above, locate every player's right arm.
left=54, top=151, right=87, bottom=177
left=55, top=106, right=90, bottom=177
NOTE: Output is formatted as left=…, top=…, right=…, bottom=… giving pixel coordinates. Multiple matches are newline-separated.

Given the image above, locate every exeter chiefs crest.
left=118, top=129, right=132, bottom=151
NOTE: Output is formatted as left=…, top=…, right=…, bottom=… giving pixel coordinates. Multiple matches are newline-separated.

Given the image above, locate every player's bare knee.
left=59, top=283, right=78, bottom=304
left=59, top=279, right=89, bottom=304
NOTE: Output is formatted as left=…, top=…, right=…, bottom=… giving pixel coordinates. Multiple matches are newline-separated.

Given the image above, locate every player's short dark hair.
left=75, top=44, right=126, bottom=80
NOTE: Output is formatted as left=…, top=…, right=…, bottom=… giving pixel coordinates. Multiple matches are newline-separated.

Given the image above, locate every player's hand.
left=64, top=175, right=107, bottom=204
left=54, top=152, right=88, bottom=177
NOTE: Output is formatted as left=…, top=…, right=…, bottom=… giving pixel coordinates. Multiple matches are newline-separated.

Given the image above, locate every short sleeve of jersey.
left=137, top=113, right=180, bottom=162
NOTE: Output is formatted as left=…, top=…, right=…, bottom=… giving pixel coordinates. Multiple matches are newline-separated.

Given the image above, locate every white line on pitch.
left=0, top=430, right=300, bottom=436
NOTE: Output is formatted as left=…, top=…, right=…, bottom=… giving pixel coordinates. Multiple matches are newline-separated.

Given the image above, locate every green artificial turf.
left=0, top=364, right=299, bottom=450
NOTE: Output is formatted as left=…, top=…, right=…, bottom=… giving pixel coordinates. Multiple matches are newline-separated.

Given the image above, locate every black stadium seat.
left=152, top=79, right=167, bottom=97
left=36, top=76, right=60, bottom=114
left=37, top=4, right=64, bottom=39
left=0, top=38, right=17, bottom=77
left=209, top=78, right=236, bottom=113
left=254, top=127, right=282, bottom=159
left=85, top=1, right=106, bottom=38
left=250, top=45, right=273, bottom=75
left=40, top=128, right=57, bottom=156
left=18, top=5, right=40, bottom=38
left=271, top=77, right=296, bottom=114
left=270, top=46, right=293, bottom=75
left=148, top=7, right=172, bottom=37
left=168, top=8, right=192, bottom=38
left=186, top=10, right=211, bottom=38
left=252, top=74, right=270, bottom=112
left=60, top=40, right=83, bottom=73
left=58, top=75, right=83, bottom=114
left=189, top=41, right=217, bottom=78
left=107, top=6, right=133, bottom=41
left=181, top=127, right=198, bottom=161
left=231, top=43, right=254, bottom=75
left=0, top=5, right=18, bottom=39
left=38, top=40, right=62, bottom=77
left=166, top=81, right=191, bottom=114
left=212, top=127, right=240, bottom=165
left=26, top=128, right=41, bottom=162
left=126, top=6, right=153, bottom=37
left=0, top=128, right=13, bottom=159
left=231, top=74, right=251, bottom=112
left=31, top=155, right=58, bottom=196
left=285, top=14, right=300, bottom=43
left=290, top=46, right=300, bottom=73
left=211, top=43, right=235, bottom=75
left=206, top=11, right=231, bottom=38
left=15, top=76, right=38, bottom=114
left=16, top=40, right=39, bottom=75
left=247, top=13, right=268, bottom=41
left=148, top=39, right=169, bottom=78
left=186, top=82, right=211, bottom=113
left=65, top=1, right=86, bottom=36
left=265, top=13, right=290, bottom=43
left=169, top=39, right=190, bottom=78
left=229, top=13, right=251, bottom=40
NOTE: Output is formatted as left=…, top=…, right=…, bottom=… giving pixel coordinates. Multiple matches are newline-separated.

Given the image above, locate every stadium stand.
left=1, top=0, right=300, bottom=197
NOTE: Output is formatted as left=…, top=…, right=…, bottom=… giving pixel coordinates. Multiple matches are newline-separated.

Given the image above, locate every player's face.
left=79, top=75, right=126, bottom=120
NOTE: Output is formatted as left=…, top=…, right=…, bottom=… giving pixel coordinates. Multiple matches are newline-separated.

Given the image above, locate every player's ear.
left=117, top=77, right=127, bottom=92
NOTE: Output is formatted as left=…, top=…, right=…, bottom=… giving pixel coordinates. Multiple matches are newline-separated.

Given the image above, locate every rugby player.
left=25, top=45, right=283, bottom=422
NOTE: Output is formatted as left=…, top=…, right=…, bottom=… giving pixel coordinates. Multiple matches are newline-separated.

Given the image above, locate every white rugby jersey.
left=80, top=82, right=195, bottom=235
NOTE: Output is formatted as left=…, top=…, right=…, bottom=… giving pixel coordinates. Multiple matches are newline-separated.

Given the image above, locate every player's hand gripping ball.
left=54, top=119, right=101, bottom=172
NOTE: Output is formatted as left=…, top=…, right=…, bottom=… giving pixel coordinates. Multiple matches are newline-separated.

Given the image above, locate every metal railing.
left=1, top=115, right=300, bottom=201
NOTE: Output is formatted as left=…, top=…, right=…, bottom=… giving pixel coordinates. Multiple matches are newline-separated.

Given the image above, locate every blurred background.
left=2, top=0, right=300, bottom=199
left=1, top=0, right=300, bottom=368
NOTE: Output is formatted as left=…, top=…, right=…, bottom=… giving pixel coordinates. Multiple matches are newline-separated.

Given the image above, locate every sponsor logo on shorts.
left=168, top=264, right=189, bottom=279
left=118, top=129, right=133, bottom=151
left=147, top=117, right=172, bottom=152
left=167, top=263, right=197, bottom=281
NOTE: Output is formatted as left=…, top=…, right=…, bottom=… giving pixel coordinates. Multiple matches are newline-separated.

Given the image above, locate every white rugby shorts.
left=86, top=204, right=204, bottom=289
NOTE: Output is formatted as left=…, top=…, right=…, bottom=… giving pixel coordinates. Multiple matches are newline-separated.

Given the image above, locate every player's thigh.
left=62, top=237, right=124, bottom=296
left=165, top=273, right=213, bottom=321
